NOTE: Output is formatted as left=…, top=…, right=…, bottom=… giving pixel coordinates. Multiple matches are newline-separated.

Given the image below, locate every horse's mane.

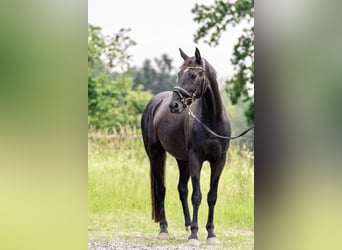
left=202, top=60, right=222, bottom=120
left=203, top=59, right=217, bottom=83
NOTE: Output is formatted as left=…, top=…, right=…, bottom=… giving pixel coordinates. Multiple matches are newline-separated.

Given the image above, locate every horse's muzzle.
left=169, top=100, right=184, bottom=113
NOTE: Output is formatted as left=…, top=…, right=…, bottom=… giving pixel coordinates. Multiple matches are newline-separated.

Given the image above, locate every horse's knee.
left=178, top=183, right=188, bottom=199
left=207, top=193, right=217, bottom=206
left=191, top=191, right=202, bottom=206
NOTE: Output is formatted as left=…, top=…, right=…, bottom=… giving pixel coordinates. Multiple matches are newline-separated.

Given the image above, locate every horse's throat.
left=201, top=88, right=223, bottom=121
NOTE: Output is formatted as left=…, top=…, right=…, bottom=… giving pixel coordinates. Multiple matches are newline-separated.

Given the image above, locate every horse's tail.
left=141, top=98, right=166, bottom=223
left=150, top=161, right=165, bottom=222
left=150, top=168, right=158, bottom=222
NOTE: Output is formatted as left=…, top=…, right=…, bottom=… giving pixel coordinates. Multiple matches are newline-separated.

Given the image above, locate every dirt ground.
left=88, top=230, right=254, bottom=250
left=88, top=240, right=213, bottom=250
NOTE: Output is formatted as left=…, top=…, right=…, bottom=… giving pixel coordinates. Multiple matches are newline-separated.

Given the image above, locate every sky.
left=88, top=0, right=247, bottom=80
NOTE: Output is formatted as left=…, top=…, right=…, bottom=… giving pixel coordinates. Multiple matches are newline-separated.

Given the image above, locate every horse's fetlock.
left=160, top=220, right=168, bottom=230
left=206, top=223, right=214, bottom=231
left=190, top=224, right=199, bottom=232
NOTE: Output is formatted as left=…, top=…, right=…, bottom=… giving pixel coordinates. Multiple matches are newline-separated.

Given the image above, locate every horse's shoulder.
left=149, top=92, right=173, bottom=125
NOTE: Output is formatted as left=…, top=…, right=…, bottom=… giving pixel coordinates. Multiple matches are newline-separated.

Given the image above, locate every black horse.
left=141, top=48, right=231, bottom=246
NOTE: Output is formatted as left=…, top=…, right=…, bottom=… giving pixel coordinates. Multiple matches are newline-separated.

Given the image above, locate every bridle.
left=173, top=63, right=207, bottom=108
left=172, top=60, right=254, bottom=140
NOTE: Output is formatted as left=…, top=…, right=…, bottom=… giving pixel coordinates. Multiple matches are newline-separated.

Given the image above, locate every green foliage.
left=88, top=25, right=106, bottom=70
left=192, top=0, right=254, bottom=124
left=226, top=26, right=254, bottom=125
left=88, top=24, right=152, bottom=130
left=222, top=92, right=254, bottom=151
left=88, top=75, right=151, bottom=130
left=107, top=28, right=137, bottom=72
left=192, top=0, right=253, bottom=46
left=88, top=24, right=136, bottom=73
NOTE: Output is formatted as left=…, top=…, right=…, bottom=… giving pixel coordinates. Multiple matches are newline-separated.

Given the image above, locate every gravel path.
left=88, top=236, right=212, bottom=250
left=88, top=240, right=208, bottom=250
left=88, top=231, right=253, bottom=250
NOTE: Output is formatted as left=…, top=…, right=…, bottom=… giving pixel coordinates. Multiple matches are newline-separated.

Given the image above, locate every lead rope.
left=188, top=107, right=254, bottom=140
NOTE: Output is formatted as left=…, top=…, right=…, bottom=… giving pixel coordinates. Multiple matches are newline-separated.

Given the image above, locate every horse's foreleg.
left=188, top=156, right=202, bottom=246
left=206, top=156, right=226, bottom=245
left=177, top=160, right=191, bottom=231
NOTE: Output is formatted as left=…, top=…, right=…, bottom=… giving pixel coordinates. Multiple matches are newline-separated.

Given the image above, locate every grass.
left=88, top=129, right=254, bottom=249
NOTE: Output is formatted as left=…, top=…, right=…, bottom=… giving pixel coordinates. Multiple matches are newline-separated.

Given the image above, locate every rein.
left=188, top=107, right=254, bottom=140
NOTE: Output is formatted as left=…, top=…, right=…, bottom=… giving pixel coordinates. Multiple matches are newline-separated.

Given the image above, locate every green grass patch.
left=88, top=131, right=254, bottom=248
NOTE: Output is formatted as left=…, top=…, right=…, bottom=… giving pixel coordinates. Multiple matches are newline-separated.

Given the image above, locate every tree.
left=192, top=0, right=254, bottom=124
left=88, top=24, right=152, bottom=130
left=133, top=54, right=177, bottom=94
left=154, top=54, right=177, bottom=93
left=133, top=59, right=157, bottom=92
left=88, top=25, right=136, bottom=74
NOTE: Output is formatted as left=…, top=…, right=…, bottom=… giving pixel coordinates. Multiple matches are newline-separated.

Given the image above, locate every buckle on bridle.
left=183, top=97, right=193, bottom=107
left=173, top=86, right=195, bottom=108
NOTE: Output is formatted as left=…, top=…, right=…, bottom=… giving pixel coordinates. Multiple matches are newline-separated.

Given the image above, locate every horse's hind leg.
left=176, top=160, right=191, bottom=233
left=206, top=156, right=226, bottom=245
left=149, top=147, right=168, bottom=239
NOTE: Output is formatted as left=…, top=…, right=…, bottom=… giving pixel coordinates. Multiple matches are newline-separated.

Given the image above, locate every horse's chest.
left=204, top=140, right=222, bottom=155
left=196, top=138, right=227, bottom=161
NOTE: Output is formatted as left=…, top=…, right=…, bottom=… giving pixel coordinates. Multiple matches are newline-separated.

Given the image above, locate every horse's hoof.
left=206, top=237, right=220, bottom=245
left=158, top=232, right=169, bottom=240
left=185, top=225, right=191, bottom=234
left=188, top=238, right=201, bottom=247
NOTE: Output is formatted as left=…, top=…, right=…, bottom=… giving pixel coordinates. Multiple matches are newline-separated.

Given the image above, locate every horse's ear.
left=179, top=48, right=189, bottom=61
left=195, top=47, right=202, bottom=64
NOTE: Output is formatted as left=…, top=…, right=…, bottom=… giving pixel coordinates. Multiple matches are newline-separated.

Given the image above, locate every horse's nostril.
left=169, top=102, right=178, bottom=109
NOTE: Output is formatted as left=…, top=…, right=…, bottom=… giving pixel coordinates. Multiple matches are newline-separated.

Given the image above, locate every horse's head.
left=169, top=48, right=209, bottom=113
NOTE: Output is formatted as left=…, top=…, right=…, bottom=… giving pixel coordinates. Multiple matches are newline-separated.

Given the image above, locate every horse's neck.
left=200, top=78, right=224, bottom=122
